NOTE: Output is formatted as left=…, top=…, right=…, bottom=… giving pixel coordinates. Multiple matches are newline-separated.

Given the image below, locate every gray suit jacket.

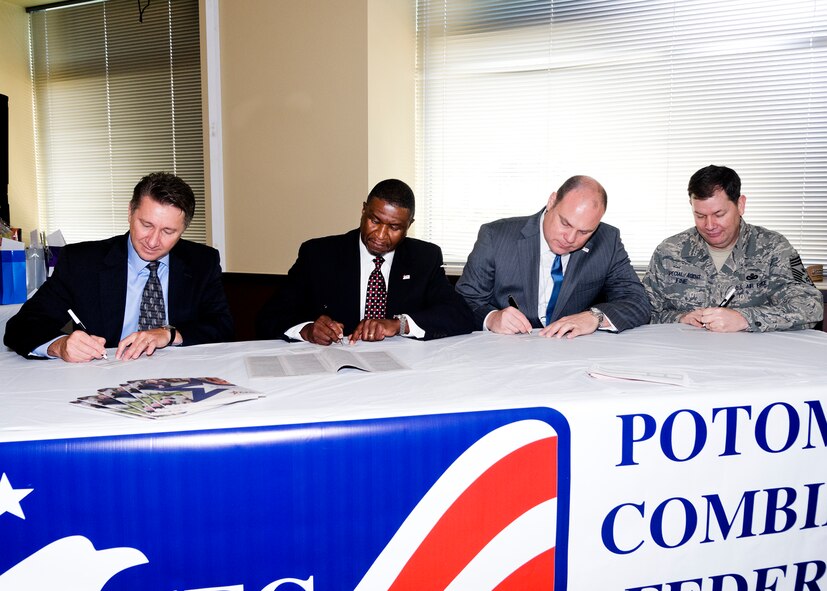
left=456, top=209, right=650, bottom=332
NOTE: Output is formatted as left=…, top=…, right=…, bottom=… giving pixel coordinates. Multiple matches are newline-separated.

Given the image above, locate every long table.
left=1, top=324, right=826, bottom=591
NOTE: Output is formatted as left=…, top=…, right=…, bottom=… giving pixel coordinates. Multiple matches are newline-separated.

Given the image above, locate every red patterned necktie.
left=365, top=256, right=387, bottom=319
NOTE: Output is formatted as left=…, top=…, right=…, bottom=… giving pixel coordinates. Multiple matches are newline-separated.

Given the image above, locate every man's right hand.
left=300, top=315, right=345, bottom=345
left=485, top=307, right=533, bottom=334
left=47, top=332, right=107, bottom=362
left=678, top=309, right=705, bottom=329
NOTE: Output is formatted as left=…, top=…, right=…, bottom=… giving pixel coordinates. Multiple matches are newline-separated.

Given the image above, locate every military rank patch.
left=790, top=254, right=815, bottom=286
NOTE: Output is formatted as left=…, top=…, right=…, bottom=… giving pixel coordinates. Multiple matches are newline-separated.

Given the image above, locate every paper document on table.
left=246, top=348, right=409, bottom=378
left=587, top=364, right=692, bottom=387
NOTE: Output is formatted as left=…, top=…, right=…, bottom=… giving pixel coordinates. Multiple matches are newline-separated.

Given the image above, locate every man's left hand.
left=349, top=318, right=401, bottom=343
left=539, top=311, right=600, bottom=339
left=116, top=328, right=173, bottom=360
left=698, top=308, right=749, bottom=333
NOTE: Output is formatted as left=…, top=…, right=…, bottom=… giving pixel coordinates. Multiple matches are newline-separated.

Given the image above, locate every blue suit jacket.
left=255, top=229, right=475, bottom=341
left=4, top=234, right=233, bottom=357
left=456, top=209, right=650, bottom=331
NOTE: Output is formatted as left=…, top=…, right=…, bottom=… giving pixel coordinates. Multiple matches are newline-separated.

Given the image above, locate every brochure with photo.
left=69, top=377, right=263, bottom=420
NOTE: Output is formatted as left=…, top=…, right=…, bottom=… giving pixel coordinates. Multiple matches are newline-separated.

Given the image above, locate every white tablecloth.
left=2, top=324, right=826, bottom=589
left=2, top=323, right=826, bottom=443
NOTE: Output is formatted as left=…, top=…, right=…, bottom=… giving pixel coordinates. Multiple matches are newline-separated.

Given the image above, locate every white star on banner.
left=0, top=473, right=34, bottom=520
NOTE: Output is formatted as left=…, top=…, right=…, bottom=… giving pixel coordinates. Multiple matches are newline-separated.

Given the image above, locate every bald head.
left=552, top=175, right=607, bottom=210
left=543, top=175, right=607, bottom=255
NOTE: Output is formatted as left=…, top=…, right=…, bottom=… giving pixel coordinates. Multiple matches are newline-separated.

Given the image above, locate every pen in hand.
left=67, top=308, right=108, bottom=359
left=508, top=295, right=520, bottom=310
left=718, top=286, right=736, bottom=308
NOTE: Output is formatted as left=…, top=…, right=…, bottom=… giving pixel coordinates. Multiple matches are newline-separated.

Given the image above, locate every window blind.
left=30, top=0, right=205, bottom=244
left=416, top=0, right=827, bottom=268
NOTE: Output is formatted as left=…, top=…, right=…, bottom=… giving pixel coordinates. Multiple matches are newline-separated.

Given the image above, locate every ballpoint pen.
left=508, top=294, right=520, bottom=310
left=718, top=286, right=736, bottom=308
left=67, top=308, right=108, bottom=359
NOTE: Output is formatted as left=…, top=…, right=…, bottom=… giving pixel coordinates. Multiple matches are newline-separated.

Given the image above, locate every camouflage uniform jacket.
left=642, top=221, right=823, bottom=331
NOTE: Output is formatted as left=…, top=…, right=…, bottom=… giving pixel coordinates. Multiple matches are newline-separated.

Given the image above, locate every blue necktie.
left=545, top=254, right=563, bottom=325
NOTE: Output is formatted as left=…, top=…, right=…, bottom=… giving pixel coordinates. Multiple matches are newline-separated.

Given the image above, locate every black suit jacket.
left=4, top=234, right=234, bottom=357
left=256, top=229, right=474, bottom=340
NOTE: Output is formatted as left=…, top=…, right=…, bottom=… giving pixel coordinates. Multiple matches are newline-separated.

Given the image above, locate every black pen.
left=718, top=287, right=736, bottom=308
left=321, top=304, right=344, bottom=344
left=508, top=294, right=520, bottom=310
left=68, top=308, right=108, bottom=359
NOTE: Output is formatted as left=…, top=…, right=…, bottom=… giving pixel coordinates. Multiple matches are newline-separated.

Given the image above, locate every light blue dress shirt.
left=122, top=237, right=171, bottom=339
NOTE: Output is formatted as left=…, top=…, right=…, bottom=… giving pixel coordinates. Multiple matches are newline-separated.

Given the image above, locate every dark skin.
left=299, top=197, right=413, bottom=345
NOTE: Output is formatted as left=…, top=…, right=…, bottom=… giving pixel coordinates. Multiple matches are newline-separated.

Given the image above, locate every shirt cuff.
left=597, top=310, right=618, bottom=333
left=33, top=335, right=63, bottom=358
left=482, top=309, right=496, bottom=331
left=402, top=314, right=426, bottom=339
left=284, top=322, right=312, bottom=341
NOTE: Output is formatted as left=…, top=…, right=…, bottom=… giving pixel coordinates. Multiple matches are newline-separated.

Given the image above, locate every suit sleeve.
left=588, top=231, right=651, bottom=332
left=455, top=223, right=500, bottom=329
left=4, top=247, right=83, bottom=357
left=175, top=248, right=234, bottom=346
left=403, top=244, right=476, bottom=340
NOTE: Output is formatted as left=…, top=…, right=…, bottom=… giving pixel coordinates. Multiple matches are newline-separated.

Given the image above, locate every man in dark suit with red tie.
left=256, top=179, right=474, bottom=345
left=4, top=172, right=233, bottom=361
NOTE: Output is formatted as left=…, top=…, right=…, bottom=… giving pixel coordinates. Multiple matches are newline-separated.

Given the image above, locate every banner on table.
left=0, top=407, right=570, bottom=591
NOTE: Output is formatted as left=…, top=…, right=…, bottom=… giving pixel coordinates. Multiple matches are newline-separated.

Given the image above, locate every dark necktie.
left=545, top=254, right=563, bottom=325
left=365, top=256, right=387, bottom=319
left=138, top=260, right=166, bottom=331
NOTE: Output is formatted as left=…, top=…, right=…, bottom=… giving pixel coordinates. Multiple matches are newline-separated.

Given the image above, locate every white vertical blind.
left=30, top=0, right=205, bottom=244
left=416, top=0, right=827, bottom=268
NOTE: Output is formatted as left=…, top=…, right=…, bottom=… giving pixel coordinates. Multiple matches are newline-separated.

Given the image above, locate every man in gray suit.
left=456, top=175, right=650, bottom=338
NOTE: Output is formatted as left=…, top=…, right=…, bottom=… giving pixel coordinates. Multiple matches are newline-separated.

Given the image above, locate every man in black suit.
left=256, top=179, right=474, bottom=344
left=4, top=172, right=233, bottom=361
left=456, top=175, right=650, bottom=338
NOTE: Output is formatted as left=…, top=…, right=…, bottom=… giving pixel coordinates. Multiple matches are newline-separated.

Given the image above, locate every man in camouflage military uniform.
left=643, top=165, right=823, bottom=332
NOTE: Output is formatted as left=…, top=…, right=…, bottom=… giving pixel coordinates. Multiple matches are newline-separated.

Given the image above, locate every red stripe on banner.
left=389, top=436, right=557, bottom=590
left=494, top=548, right=555, bottom=591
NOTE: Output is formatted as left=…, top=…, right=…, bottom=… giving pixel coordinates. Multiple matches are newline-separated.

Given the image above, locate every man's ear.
left=546, top=192, right=558, bottom=212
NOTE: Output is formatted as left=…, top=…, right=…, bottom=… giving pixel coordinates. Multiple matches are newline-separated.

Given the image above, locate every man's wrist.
left=162, top=325, right=177, bottom=347
left=46, top=335, right=68, bottom=359
left=394, top=314, right=408, bottom=335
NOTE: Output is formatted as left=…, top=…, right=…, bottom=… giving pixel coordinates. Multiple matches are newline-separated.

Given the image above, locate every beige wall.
left=0, top=0, right=415, bottom=272
left=218, top=0, right=414, bottom=273
left=367, top=0, right=415, bottom=203
left=0, top=0, right=37, bottom=235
